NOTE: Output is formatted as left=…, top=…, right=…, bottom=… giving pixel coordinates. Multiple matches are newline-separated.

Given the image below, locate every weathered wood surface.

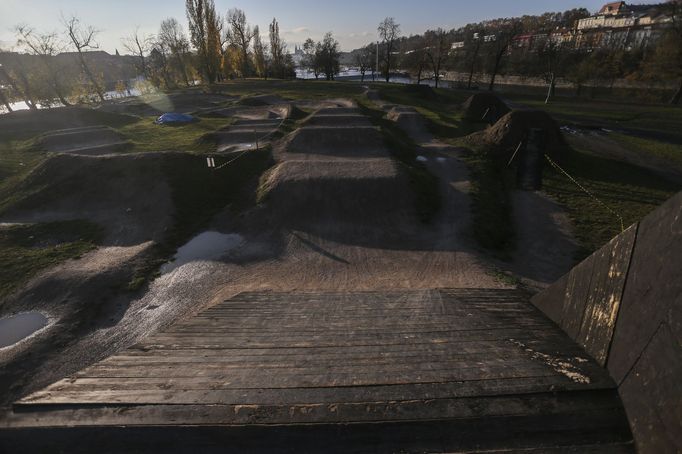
left=531, top=224, right=637, bottom=366
left=7, top=290, right=623, bottom=427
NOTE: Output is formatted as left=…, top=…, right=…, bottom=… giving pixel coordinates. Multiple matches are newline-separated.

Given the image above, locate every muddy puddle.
left=161, top=231, right=244, bottom=274
left=0, top=312, right=49, bottom=348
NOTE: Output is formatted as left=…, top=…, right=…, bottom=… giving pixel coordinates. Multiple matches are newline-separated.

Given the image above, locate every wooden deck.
left=2, top=289, right=634, bottom=452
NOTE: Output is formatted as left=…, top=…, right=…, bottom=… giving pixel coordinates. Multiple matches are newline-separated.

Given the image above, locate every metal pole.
left=375, top=41, right=379, bottom=82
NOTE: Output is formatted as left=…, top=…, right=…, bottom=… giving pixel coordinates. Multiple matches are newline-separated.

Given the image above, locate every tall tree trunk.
left=670, top=79, right=682, bottom=105
left=77, top=52, right=105, bottom=102
left=545, top=73, right=556, bottom=104
left=488, top=53, right=502, bottom=91
left=0, top=90, right=12, bottom=112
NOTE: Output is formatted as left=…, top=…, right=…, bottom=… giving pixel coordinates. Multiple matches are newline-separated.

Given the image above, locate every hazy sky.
left=0, top=0, right=632, bottom=53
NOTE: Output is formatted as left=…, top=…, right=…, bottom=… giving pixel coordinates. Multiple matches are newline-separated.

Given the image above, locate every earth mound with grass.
left=35, top=126, right=131, bottom=155
left=473, top=110, right=568, bottom=161
left=0, top=107, right=137, bottom=137
left=403, top=84, right=437, bottom=99
left=1, top=153, right=176, bottom=245
left=462, top=93, right=510, bottom=123
left=387, top=107, right=432, bottom=143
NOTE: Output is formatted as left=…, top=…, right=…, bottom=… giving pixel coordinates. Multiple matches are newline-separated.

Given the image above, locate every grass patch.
left=356, top=100, right=441, bottom=223
left=610, top=133, right=682, bottom=166
left=212, top=79, right=365, bottom=101
left=119, top=117, right=229, bottom=153
left=376, top=84, right=478, bottom=139
left=456, top=141, right=516, bottom=259
left=0, top=220, right=103, bottom=301
left=543, top=148, right=681, bottom=258
left=503, top=93, right=682, bottom=140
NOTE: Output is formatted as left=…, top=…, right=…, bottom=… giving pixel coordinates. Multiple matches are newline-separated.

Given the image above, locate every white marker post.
left=206, top=157, right=215, bottom=168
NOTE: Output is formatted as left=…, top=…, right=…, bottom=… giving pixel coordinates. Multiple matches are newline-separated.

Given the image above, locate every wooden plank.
left=9, top=390, right=625, bottom=427
left=28, top=374, right=611, bottom=402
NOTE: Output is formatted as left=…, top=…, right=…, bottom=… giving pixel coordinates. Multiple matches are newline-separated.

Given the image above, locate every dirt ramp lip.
left=260, top=159, right=412, bottom=221
left=286, top=126, right=388, bottom=158
left=476, top=110, right=568, bottom=162
left=304, top=115, right=372, bottom=127
left=315, top=107, right=361, bottom=116
left=462, top=93, right=511, bottom=123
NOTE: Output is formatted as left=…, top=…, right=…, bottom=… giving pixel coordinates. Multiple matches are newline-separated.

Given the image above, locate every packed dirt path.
left=376, top=93, right=578, bottom=289
left=0, top=99, right=507, bottom=407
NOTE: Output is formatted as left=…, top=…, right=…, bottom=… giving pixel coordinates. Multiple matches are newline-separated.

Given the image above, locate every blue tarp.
left=155, top=113, right=196, bottom=124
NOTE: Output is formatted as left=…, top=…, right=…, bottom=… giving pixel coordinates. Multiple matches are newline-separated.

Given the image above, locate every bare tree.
left=225, top=8, right=254, bottom=77
left=466, top=29, right=484, bottom=89
left=0, top=55, right=38, bottom=109
left=63, top=15, right=105, bottom=102
left=354, top=45, right=373, bottom=82
left=121, top=27, right=153, bottom=79
left=302, top=38, right=319, bottom=79
left=378, top=17, right=401, bottom=83
left=158, top=18, right=191, bottom=86
left=15, top=25, right=71, bottom=105
left=425, top=28, right=451, bottom=88
left=486, top=21, right=521, bottom=91
left=0, top=83, right=12, bottom=112
left=402, top=38, right=429, bottom=84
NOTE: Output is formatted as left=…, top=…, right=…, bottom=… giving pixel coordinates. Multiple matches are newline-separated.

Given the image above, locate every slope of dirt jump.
left=382, top=96, right=578, bottom=288
left=469, top=110, right=568, bottom=162
left=462, top=93, right=510, bottom=123
left=0, top=107, right=137, bottom=136
left=99, top=92, right=236, bottom=116
left=1, top=153, right=175, bottom=245
left=387, top=106, right=433, bottom=142
left=35, top=126, right=132, bottom=155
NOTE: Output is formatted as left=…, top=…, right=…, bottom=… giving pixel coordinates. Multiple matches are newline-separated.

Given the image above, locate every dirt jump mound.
left=285, top=126, right=387, bottom=158
left=462, top=93, right=510, bottom=123
left=477, top=110, right=568, bottom=161
left=35, top=126, right=131, bottom=155
left=259, top=159, right=412, bottom=221
left=403, top=84, right=437, bottom=99
left=2, top=153, right=176, bottom=245
left=387, top=107, right=432, bottom=142
left=303, top=114, right=371, bottom=127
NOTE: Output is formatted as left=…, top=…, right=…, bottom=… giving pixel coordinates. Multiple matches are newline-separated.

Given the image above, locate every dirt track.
left=1, top=98, right=512, bottom=405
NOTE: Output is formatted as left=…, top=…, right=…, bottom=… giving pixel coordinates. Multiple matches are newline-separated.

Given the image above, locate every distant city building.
left=575, top=1, right=671, bottom=50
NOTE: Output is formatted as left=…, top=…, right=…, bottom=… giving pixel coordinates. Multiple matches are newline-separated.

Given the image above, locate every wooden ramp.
left=2, top=289, right=633, bottom=453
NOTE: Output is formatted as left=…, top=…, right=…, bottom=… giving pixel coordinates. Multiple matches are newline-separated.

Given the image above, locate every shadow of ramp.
left=510, top=190, right=578, bottom=286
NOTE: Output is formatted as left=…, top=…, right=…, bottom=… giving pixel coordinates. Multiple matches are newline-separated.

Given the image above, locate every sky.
left=0, top=0, right=638, bottom=54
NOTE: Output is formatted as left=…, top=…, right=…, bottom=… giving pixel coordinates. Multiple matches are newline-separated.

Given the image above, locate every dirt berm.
left=0, top=107, right=137, bottom=136
left=259, top=159, right=412, bottom=221
left=470, top=110, right=568, bottom=162
left=462, top=93, right=510, bottom=123
left=35, top=126, right=130, bottom=154
left=1, top=153, right=177, bottom=245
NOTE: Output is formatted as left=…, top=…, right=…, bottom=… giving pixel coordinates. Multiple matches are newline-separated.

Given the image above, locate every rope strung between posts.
left=544, top=154, right=625, bottom=232
left=210, top=114, right=288, bottom=172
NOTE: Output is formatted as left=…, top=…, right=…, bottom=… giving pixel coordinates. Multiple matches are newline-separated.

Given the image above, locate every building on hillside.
left=575, top=1, right=672, bottom=51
